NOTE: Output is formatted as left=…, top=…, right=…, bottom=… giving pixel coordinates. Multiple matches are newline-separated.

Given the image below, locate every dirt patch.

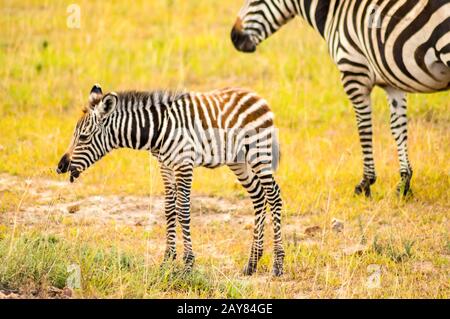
left=0, top=287, right=72, bottom=299
left=0, top=173, right=314, bottom=249
left=0, top=174, right=256, bottom=229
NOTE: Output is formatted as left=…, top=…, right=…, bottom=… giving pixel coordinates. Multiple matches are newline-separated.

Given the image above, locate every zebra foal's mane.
left=115, top=90, right=188, bottom=109
left=81, top=89, right=188, bottom=114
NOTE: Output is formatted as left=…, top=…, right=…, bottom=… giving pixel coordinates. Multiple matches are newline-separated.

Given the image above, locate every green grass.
left=0, top=0, right=449, bottom=298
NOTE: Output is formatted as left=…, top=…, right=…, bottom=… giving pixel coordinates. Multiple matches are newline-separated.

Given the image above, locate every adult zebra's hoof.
left=354, top=177, right=376, bottom=198
left=243, top=263, right=257, bottom=276
left=397, top=172, right=413, bottom=198
left=354, top=183, right=370, bottom=197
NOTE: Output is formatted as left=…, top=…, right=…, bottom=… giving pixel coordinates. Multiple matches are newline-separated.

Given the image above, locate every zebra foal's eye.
left=79, top=133, right=90, bottom=141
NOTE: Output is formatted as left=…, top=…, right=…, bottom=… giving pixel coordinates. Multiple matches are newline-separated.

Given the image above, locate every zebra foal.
left=57, top=85, right=285, bottom=276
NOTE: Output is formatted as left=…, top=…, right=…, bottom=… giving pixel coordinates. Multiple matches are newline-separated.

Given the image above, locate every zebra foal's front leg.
left=160, top=165, right=177, bottom=263
left=174, top=163, right=195, bottom=272
left=384, top=87, right=413, bottom=197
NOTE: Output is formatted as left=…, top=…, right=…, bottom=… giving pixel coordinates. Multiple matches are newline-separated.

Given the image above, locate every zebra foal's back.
left=158, top=88, right=277, bottom=169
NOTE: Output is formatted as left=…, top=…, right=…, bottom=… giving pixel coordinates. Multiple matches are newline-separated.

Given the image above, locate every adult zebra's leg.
left=160, top=164, right=177, bottom=263
left=174, top=163, right=195, bottom=272
left=249, top=161, right=285, bottom=277
left=347, top=85, right=376, bottom=197
left=384, top=87, right=412, bottom=196
left=228, top=163, right=266, bottom=276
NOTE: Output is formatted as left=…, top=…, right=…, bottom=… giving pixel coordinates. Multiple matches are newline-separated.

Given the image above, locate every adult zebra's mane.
left=116, top=90, right=188, bottom=109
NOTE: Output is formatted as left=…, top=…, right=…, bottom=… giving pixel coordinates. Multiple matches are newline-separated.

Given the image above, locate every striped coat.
left=231, top=0, right=450, bottom=197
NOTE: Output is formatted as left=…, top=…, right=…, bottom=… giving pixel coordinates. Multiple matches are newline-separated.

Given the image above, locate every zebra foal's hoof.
left=182, top=265, right=194, bottom=274
left=272, top=252, right=284, bottom=277
left=163, top=250, right=177, bottom=261
left=182, top=254, right=195, bottom=274
left=272, top=264, right=284, bottom=277
left=160, top=250, right=176, bottom=269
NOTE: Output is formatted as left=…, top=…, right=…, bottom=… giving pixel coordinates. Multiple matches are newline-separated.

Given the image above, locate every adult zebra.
left=231, top=0, right=450, bottom=197
left=57, top=85, right=284, bottom=276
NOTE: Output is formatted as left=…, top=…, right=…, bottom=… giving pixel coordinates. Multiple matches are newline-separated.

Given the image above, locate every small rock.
left=343, top=244, right=367, bottom=256
left=135, top=220, right=145, bottom=227
left=304, top=225, right=321, bottom=237
left=67, top=204, right=80, bottom=214
left=244, top=223, right=253, bottom=230
left=331, top=218, right=344, bottom=233
left=63, top=287, right=73, bottom=298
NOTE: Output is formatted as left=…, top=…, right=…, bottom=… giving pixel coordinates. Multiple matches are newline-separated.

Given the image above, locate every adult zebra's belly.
left=372, top=1, right=450, bottom=93
left=374, top=45, right=450, bottom=93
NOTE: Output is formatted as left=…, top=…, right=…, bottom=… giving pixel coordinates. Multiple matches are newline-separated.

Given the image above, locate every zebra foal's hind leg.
left=228, top=163, right=266, bottom=276
left=160, top=165, right=177, bottom=263
left=384, top=87, right=413, bottom=197
left=266, top=178, right=284, bottom=276
left=250, top=162, right=285, bottom=277
left=174, top=163, right=195, bottom=272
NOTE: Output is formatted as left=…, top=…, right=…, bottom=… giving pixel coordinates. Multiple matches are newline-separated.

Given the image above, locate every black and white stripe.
left=57, top=85, right=285, bottom=276
left=232, top=0, right=450, bottom=196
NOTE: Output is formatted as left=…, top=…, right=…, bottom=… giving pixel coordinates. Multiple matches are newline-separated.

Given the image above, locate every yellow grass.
left=0, top=0, right=449, bottom=298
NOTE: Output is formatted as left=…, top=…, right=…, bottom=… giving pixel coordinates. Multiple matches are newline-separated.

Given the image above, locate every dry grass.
left=0, top=0, right=449, bottom=298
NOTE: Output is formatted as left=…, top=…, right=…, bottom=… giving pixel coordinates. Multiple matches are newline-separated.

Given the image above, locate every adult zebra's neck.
left=289, top=0, right=337, bottom=38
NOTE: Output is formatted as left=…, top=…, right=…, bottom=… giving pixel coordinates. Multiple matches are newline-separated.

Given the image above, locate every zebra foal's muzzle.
left=231, top=21, right=256, bottom=53
left=56, top=153, right=70, bottom=174
left=56, top=153, right=80, bottom=183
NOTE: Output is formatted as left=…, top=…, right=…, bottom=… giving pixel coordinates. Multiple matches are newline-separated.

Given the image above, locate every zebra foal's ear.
left=89, top=84, right=103, bottom=108
left=96, top=93, right=118, bottom=119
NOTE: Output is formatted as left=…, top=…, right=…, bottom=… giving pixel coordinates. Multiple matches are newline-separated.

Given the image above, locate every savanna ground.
left=0, top=0, right=448, bottom=299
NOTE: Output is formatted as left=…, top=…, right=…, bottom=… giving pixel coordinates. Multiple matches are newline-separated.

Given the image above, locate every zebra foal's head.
left=231, top=0, right=295, bottom=53
left=57, top=84, right=117, bottom=182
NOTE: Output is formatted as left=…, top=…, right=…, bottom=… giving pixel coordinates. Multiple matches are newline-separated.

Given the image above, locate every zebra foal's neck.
left=105, top=90, right=187, bottom=152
